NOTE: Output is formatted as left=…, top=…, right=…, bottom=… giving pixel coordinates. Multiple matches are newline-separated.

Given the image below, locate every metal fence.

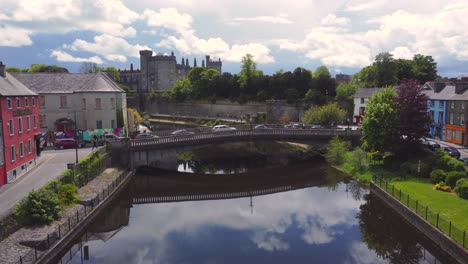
left=12, top=169, right=133, bottom=264
left=373, top=175, right=468, bottom=249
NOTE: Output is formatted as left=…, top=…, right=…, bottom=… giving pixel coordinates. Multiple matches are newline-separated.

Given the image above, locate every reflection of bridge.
left=131, top=162, right=332, bottom=204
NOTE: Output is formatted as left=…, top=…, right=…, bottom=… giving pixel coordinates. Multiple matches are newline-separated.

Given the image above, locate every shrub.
left=325, top=136, right=350, bottom=165
left=445, top=171, right=466, bottom=188
left=455, top=178, right=468, bottom=193
left=60, top=169, right=75, bottom=184
left=14, top=189, right=61, bottom=225
left=433, top=150, right=465, bottom=171
left=457, top=181, right=468, bottom=199
left=430, top=169, right=447, bottom=184
left=58, top=184, right=80, bottom=206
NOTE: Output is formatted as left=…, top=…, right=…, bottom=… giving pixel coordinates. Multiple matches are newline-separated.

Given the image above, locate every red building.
left=0, top=62, right=40, bottom=186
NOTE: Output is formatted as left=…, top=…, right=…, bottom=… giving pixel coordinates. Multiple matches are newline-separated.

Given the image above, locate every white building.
left=353, top=88, right=383, bottom=124
left=12, top=72, right=127, bottom=134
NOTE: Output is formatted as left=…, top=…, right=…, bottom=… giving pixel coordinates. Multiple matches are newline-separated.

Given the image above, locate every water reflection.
left=64, top=164, right=451, bottom=264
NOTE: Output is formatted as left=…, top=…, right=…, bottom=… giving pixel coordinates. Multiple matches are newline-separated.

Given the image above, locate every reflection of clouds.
left=346, top=241, right=386, bottom=264
left=251, top=231, right=289, bottom=252
left=93, top=183, right=365, bottom=262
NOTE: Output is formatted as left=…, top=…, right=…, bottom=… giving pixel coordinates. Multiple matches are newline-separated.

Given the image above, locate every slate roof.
left=11, top=72, right=125, bottom=94
left=0, top=72, right=37, bottom=96
left=354, top=88, right=384, bottom=98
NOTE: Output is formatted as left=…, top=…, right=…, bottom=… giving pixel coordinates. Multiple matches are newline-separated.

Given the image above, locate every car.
left=212, top=125, right=236, bottom=132
left=292, top=122, right=305, bottom=129
left=171, top=129, right=195, bottom=136
left=254, top=124, right=271, bottom=130
left=56, top=138, right=82, bottom=149
left=310, top=124, right=323, bottom=129
left=443, top=147, right=461, bottom=159
left=421, top=140, right=441, bottom=151
left=283, top=124, right=294, bottom=128
left=135, top=133, right=158, bottom=139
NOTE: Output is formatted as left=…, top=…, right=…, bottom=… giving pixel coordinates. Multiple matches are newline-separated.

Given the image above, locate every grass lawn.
left=391, top=178, right=468, bottom=231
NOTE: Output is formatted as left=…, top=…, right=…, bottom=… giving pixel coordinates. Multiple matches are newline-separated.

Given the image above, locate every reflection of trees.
left=358, top=194, right=423, bottom=263
left=324, top=167, right=343, bottom=191
left=347, top=180, right=365, bottom=201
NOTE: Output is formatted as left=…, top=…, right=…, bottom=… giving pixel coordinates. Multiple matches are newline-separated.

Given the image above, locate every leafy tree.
left=335, top=82, right=357, bottom=101
left=80, top=62, right=100, bottom=73
left=102, top=66, right=121, bottom=81
left=395, top=79, right=430, bottom=146
left=325, top=136, right=350, bottom=165
left=349, top=147, right=368, bottom=172
left=238, top=54, right=261, bottom=89
left=352, top=65, right=377, bottom=88
left=395, top=58, right=415, bottom=81
left=374, top=52, right=398, bottom=87
left=361, top=86, right=398, bottom=152
left=28, top=64, right=69, bottom=73
left=313, top=66, right=331, bottom=78
left=14, top=189, right=61, bottom=225
left=171, top=78, right=192, bottom=101
left=303, top=102, right=346, bottom=127
left=412, top=54, right=437, bottom=83
left=6, top=67, right=22, bottom=72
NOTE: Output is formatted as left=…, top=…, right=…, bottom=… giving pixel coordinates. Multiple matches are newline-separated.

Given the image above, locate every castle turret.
left=181, top=57, right=185, bottom=66
left=202, top=60, right=205, bottom=68
left=130, top=63, right=133, bottom=71
left=139, top=50, right=153, bottom=93
left=185, top=58, right=189, bottom=67
left=194, top=58, right=197, bottom=67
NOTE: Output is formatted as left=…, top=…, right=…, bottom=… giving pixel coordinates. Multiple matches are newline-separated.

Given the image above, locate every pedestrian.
left=92, top=135, right=98, bottom=150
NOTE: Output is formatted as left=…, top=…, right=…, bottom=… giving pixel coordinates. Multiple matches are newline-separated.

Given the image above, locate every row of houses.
left=0, top=62, right=128, bottom=186
left=353, top=78, right=468, bottom=145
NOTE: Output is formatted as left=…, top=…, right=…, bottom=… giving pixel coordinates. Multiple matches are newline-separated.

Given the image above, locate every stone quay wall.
left=370, top=182, right=468, bottom=264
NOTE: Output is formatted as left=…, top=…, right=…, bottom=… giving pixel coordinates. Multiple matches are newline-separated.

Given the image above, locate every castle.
left=119, top=50, right=222, bottom=92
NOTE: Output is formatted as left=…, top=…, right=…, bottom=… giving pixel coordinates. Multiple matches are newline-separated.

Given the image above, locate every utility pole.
left=74, top=111, right=78, bottom=164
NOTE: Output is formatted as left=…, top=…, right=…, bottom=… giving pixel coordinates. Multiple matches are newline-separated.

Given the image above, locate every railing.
left=131, top=128, right=361, bottom=150
left=373, top=175, right=468, bottom=249
left=12, top=169, right=133, bottom=264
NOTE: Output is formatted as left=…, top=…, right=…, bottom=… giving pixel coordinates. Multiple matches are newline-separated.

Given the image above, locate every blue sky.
left=1, top=0, right=468, bottom=77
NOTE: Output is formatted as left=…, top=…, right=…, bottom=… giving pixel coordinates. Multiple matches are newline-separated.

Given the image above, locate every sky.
left=1, top=0, right=468, bottom=77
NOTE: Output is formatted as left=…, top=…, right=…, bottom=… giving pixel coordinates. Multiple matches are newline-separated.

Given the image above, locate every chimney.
left=0, top=61, right=5, bottom=77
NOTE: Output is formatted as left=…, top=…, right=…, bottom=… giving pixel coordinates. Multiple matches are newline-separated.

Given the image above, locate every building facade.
left=353, top=88, right=383, bottom=124
left=12, top=72, right=128, bottom=135
left=0, top=62, right=40, bottom=186
left=119, top=50, right=222, bottom=93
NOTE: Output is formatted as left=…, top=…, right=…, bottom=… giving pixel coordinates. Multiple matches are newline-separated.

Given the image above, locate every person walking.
left=92, top=135, right=98, bottom=150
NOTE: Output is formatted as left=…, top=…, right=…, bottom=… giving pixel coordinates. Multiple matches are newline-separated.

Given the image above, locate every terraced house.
left=0, top=62, right=40, bottom=186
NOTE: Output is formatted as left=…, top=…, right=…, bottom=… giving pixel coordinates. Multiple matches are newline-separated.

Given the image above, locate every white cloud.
left=252, top=231, right=290, bottom=252
left=142, top=8, right=193, bottom=33
left=50, top=50, right=103, bottom=64
left=321, top=14, right=350, bottom=26
left=0, top=26, right=32, bottom=47
left=231, top=15, right=293, bottom=25
left=348, top=241, right=387, bottom=264
left=391, top=46, right=414, bottom=60
left=345, top=0, right=385, bottom=12
left=68, top=34, right=151, bottom=62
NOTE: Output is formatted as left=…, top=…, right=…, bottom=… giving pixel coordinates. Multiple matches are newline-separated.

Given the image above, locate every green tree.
left=171, top=78, right=193, bottom=101
left=412, top=54, right=437, bottom=83
left=302, top=102, right=346, bottom=127
left=28, top=64, right=69, bottom=73
left=14, top=189, right=61, bottom=225
left=374, top=52, right=398, bottom=87
left=335, top=82, right=357, bottom=101
left=313, top=65, right=331, bottom=79
left=325, top=136, right=350, bottom=165
left=238, top=54, right=261, bottom=89
left=6, top=67, right=22, bottom=72
left=361, top=86, right=398, bottom=152
left=349, top=147, right=368, bottom=172
left=102, top=66, right=121, bottom=81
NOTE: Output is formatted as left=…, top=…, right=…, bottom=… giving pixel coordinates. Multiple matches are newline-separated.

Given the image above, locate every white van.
left=212, top=125, right=237, bottom=132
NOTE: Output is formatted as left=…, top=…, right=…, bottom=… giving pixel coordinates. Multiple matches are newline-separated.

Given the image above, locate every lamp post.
left=74, top=111, right=78, bottom=164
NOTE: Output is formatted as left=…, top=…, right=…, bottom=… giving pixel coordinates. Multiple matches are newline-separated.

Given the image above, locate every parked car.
left=421, top=140, right=440, bottom=151
left=283, top=124, right=294, bottom=128
left=254, top=124, right=271, bottom=130
left=171, top=129, right=195, bottom=136
left=56, top=138, right=82, bottom=149
left=443, top=147, right=461, bottom=159
left=135, top=133, right=158, bottom=139
left=310, top=124, right=323, bottom=129
left=212, top=125, right=236, bottom=132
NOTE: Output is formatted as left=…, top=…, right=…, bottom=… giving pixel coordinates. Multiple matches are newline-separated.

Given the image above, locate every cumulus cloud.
left=0, top=26, right=32, bottom=47
left=321, top=14, right=350, bottom=26
left=68, top=34, right=151, bottom=62
left=142, top=8, right=193, bottom=33
left=50, top=50, right=103, bottom=64
left=230, top=15, right=293, bottom=25
left=347, top=241, right=386, bottom=264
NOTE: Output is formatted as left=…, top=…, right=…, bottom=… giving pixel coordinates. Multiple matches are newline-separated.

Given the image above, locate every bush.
left=58, top=184, right=80, bottom=206
left=325, top=136, right=350, bottom=165
left=457, top=181, right=468, bottom=199
left=433, top=150, right=465, bottom=171
left=445, top=171, right=466, bottom=188
left=430, top=169, right=447, bottom=184
left=455, top=178, right=468, bottom=193
left=60, top=169, right=75, bottom=184
left=14, top=189, right=61, bottom=225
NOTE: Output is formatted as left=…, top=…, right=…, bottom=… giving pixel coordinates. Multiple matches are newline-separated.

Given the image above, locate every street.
left=0, top=147, right=95, bottom=218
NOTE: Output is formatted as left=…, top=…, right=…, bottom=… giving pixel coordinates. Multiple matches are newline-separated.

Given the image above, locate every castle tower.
left=205, top=55, right=222, bottom=73
left=181, top=57, right=185, bottom=66
left=194, top=58, right=197, bottom=67
left=185, top=58, right=189, bottom=68
left=139, top=50, right=153, bottom=93
left=202, top=60, right=205, bottom=68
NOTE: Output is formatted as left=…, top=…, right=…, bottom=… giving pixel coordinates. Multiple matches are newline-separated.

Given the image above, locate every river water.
left=62, top=144, right=456, bottom=264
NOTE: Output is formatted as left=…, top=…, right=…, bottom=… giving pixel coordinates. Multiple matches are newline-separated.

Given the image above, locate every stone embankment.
left=0, top=168, right=126, bottom=264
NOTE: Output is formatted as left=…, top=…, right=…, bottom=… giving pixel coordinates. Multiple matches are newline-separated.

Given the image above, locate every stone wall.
left=144, top=99, right=304, bottom=122
left=370, top=182, right=468, bottom=264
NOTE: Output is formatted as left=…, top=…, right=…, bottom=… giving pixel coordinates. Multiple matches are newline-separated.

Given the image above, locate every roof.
left=354, top=88, right=384, bottom=98
left=0, top=72, right=37, bottom=96
left=11, top=72, right=125, bottom=94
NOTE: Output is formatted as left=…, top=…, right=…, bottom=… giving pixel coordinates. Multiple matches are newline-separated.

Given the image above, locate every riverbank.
left=0, top=167, right=126, bottom=264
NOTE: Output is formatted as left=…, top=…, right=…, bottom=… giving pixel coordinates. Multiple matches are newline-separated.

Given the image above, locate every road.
left=0, top=147, right=96, bottom=218
left=426, top=138, right=468, bottom=159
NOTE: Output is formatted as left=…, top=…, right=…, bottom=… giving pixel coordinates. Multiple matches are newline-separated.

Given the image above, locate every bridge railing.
left=130, top=128, right=361, bottom=149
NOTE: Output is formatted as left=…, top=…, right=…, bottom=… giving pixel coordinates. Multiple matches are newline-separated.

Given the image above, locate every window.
left=111, top=120, right=115, bottom=128
left=450, top=112, right=454, bottom=124
left=25, top=97, right=29, bottom=107
left=461, top=114, right=465, bottom=126
left=451, top=101, right=455, bottom=109
left=8, top=120, right=13, bottom=135
left=110, top=98, right=115, bottom=109
left=40, top=114, right=46, bottom=128
left=32, top=97, right=35, bottom=106
left=96, top=120, right=103, bottom=129
left=7, top=98, right=12, bottom=109
left=39, top=96, right=45, bottom=108
left=33, top=115, right=37, bottom=129
left=28, top=140, right=32, bottom=154
left=60, top=96, right=67, bottom=108
left=26, top=116, right=30, bottom=130
left=82, top=98, right=86, bottom=110
left=428, top=100, right=434, bottom=108
left=18, top=118, right=22, bottom=133
left=16, top=97, right=21, bottom=108
left=440, top=101, right=445, bottom=108
left=11, top=145, right=15, bottom=162
left=359, top=107, right=365, bottom=115
left=95, top=98, right=101, bottom=109
left=447, top=129, right=452, bottom=139
left=360, top=98, right=365, bottom=104
left=19, top=142, right=24, bottom=158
